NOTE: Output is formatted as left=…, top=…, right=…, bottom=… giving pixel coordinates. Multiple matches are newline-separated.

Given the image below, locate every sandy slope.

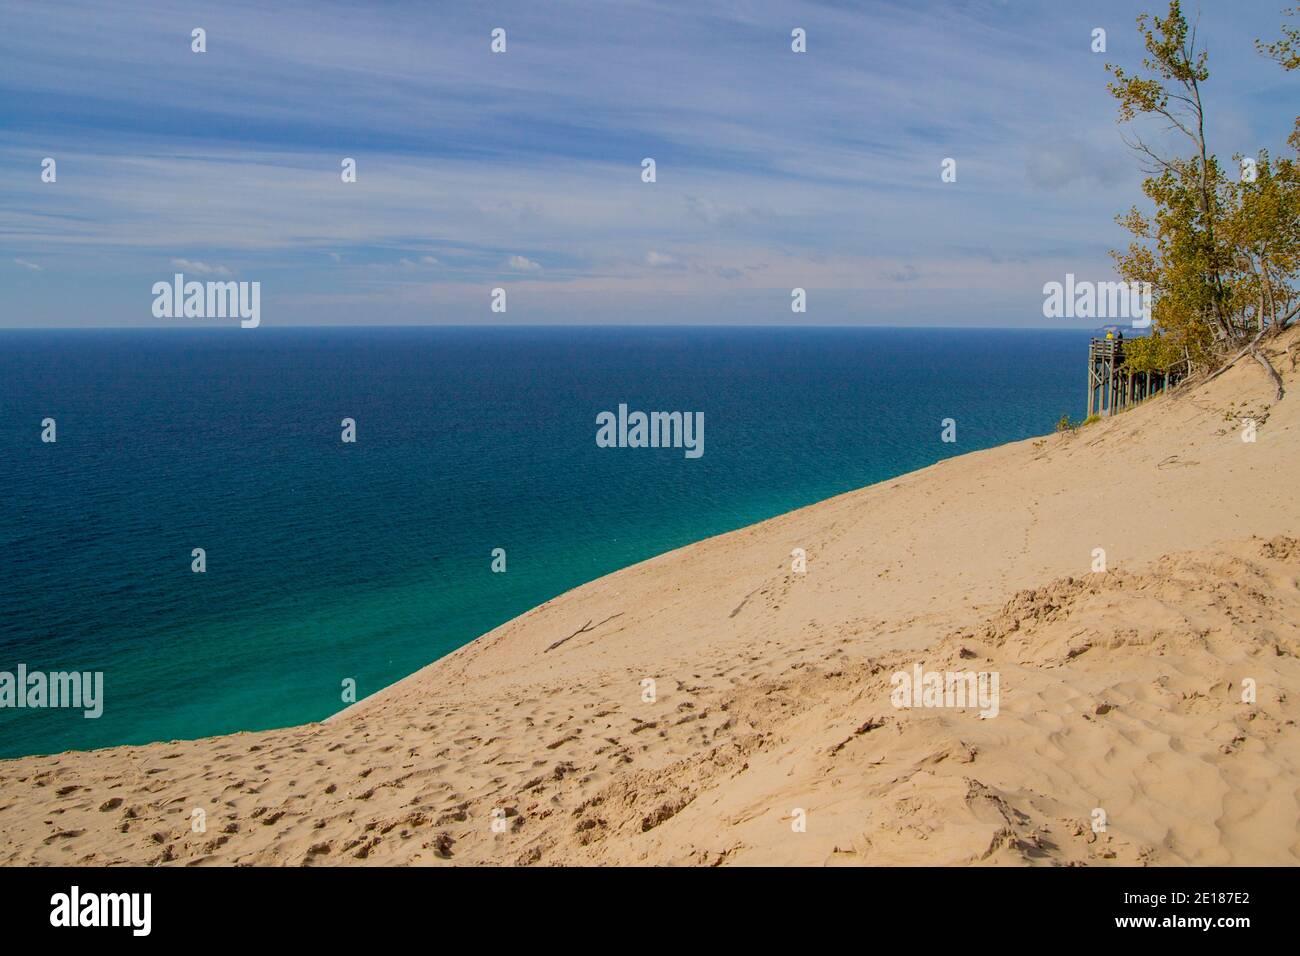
left=2, top=330, right=1298, bottom=866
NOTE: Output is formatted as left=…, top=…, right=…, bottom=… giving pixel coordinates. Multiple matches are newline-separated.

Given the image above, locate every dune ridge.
left=2, top=329, right=1298, bottom=866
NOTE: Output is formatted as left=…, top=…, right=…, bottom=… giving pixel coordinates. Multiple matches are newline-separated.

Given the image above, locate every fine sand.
left=3, top=329, right=1299, bottom=866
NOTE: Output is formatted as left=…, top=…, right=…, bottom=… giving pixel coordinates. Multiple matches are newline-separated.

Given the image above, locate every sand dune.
left=2, top=330, right=1298, bottom=866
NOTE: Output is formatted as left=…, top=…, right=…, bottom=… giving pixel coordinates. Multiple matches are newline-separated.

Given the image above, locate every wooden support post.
left=1088, top=341, right=1095, bottom=418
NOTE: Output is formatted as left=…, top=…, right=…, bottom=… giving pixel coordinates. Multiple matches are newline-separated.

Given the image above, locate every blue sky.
left=1, top=0, right=1295, bottom=327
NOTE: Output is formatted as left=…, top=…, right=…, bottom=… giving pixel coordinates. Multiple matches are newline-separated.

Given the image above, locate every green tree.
left=1107, top=3, right=1299, bottom=395
left=1257, top=5, right=1300, bottom=71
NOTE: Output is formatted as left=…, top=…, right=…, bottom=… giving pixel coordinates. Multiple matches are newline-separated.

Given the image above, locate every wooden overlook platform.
left=1087, top=332, right=1180, bottom=418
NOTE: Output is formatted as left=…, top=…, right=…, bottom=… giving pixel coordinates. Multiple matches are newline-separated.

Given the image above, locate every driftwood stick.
left=545, top=613, right=625, bottom=653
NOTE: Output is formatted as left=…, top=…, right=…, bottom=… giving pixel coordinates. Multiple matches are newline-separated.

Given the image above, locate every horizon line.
left=0, top=322, right=1109, bottom=333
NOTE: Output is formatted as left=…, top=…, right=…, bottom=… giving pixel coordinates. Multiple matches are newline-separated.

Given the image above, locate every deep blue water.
left=0, top=326, right=1089, bottom=758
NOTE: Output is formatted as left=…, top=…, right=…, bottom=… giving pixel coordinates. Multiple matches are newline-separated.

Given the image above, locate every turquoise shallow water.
left=0, top=326, right=1090, bottom=758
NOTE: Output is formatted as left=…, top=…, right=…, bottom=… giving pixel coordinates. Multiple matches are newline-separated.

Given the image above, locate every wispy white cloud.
left=506, top=255, right=542, bottom=272
left=397, top=256, right=440, bottom=269
left=13, top=257, right=42, bottom=271
left=170, top=258, right=233, bottom=276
